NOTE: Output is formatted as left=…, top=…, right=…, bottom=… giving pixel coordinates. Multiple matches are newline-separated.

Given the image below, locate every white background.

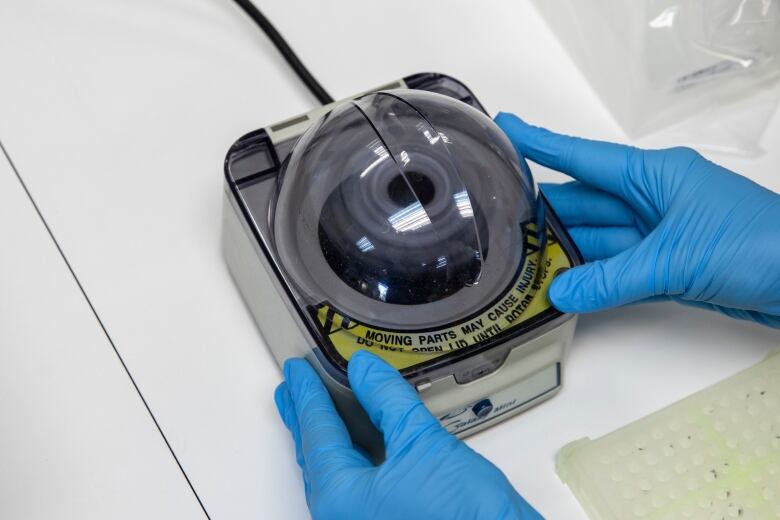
left=0, top=1, right=779, bottom=518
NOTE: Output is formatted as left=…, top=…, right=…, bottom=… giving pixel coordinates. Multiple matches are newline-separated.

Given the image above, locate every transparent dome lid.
left=273, top=89, right=543, bottom=331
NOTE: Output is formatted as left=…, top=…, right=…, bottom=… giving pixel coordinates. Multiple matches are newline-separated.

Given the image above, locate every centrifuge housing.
left=222, top=73, right=582, bottom=458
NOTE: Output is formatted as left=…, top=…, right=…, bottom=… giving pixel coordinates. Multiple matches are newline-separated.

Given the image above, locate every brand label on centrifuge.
left=307, top=225, right=574, bottom=371
left=439, top=363, right=560, bottom=435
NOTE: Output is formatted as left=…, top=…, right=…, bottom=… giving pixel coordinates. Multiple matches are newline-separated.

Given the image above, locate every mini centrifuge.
left=222, top=73, right=582, bottom=457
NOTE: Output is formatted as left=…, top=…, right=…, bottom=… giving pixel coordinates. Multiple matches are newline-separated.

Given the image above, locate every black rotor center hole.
left=387, top=172, right=436, bottom=207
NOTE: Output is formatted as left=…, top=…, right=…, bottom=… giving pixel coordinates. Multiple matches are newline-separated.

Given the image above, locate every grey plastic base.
left=222, top=190, right=576, bottom=458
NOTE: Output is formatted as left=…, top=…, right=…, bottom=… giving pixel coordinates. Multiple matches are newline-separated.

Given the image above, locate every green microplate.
left=558, top=351, right=780, bottom=520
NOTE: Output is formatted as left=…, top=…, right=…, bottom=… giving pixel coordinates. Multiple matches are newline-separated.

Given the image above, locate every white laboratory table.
left=0, top=1, right=779, bottom=519
left=0, top=146, right=205, bottom=517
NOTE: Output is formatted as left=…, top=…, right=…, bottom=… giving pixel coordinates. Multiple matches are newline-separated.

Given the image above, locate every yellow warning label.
left=310, top=228, right=573, bottom=371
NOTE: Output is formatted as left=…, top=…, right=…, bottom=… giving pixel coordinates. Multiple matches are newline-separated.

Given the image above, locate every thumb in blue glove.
left=495, top=113, right=780, bottom=328
left=275, top=350, right=542, bottom=520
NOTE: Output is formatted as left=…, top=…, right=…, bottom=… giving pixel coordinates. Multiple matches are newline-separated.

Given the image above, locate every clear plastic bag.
left=531, top=0, right=780, bottom=155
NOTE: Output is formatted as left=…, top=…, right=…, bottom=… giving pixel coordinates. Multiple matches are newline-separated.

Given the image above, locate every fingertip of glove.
left=282, top=357, right=314, bottom=386
left=549, top=270, right=579, bottom=313
left=348, top=349, right=381, bottom=374
left=494, top=111, right=523, bottom=128
left=273, top=382, right=288, bottom=415
left=274, top=383, right=296, bottom=431
left=282, top=358, right=295, bottom=382
left=347, top=350, right=401, bottom=393
left=350, top=349, right=375, bottom=361
left=550, top=267, right=605, bottom=314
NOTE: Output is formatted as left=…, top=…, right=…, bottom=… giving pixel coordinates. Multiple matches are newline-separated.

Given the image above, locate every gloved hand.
left=495, top=113, right=780, bottom=328
left=274, top=350, right=542, bottom=520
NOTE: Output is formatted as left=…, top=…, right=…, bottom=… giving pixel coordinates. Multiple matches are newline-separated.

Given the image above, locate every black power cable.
left=232, top=0, right=334, bottom=105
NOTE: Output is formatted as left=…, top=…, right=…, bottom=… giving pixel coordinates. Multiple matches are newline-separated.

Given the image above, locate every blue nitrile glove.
left=495, top=113, right=780, bottom=328
left=274, top=350, right=542, bottom=520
